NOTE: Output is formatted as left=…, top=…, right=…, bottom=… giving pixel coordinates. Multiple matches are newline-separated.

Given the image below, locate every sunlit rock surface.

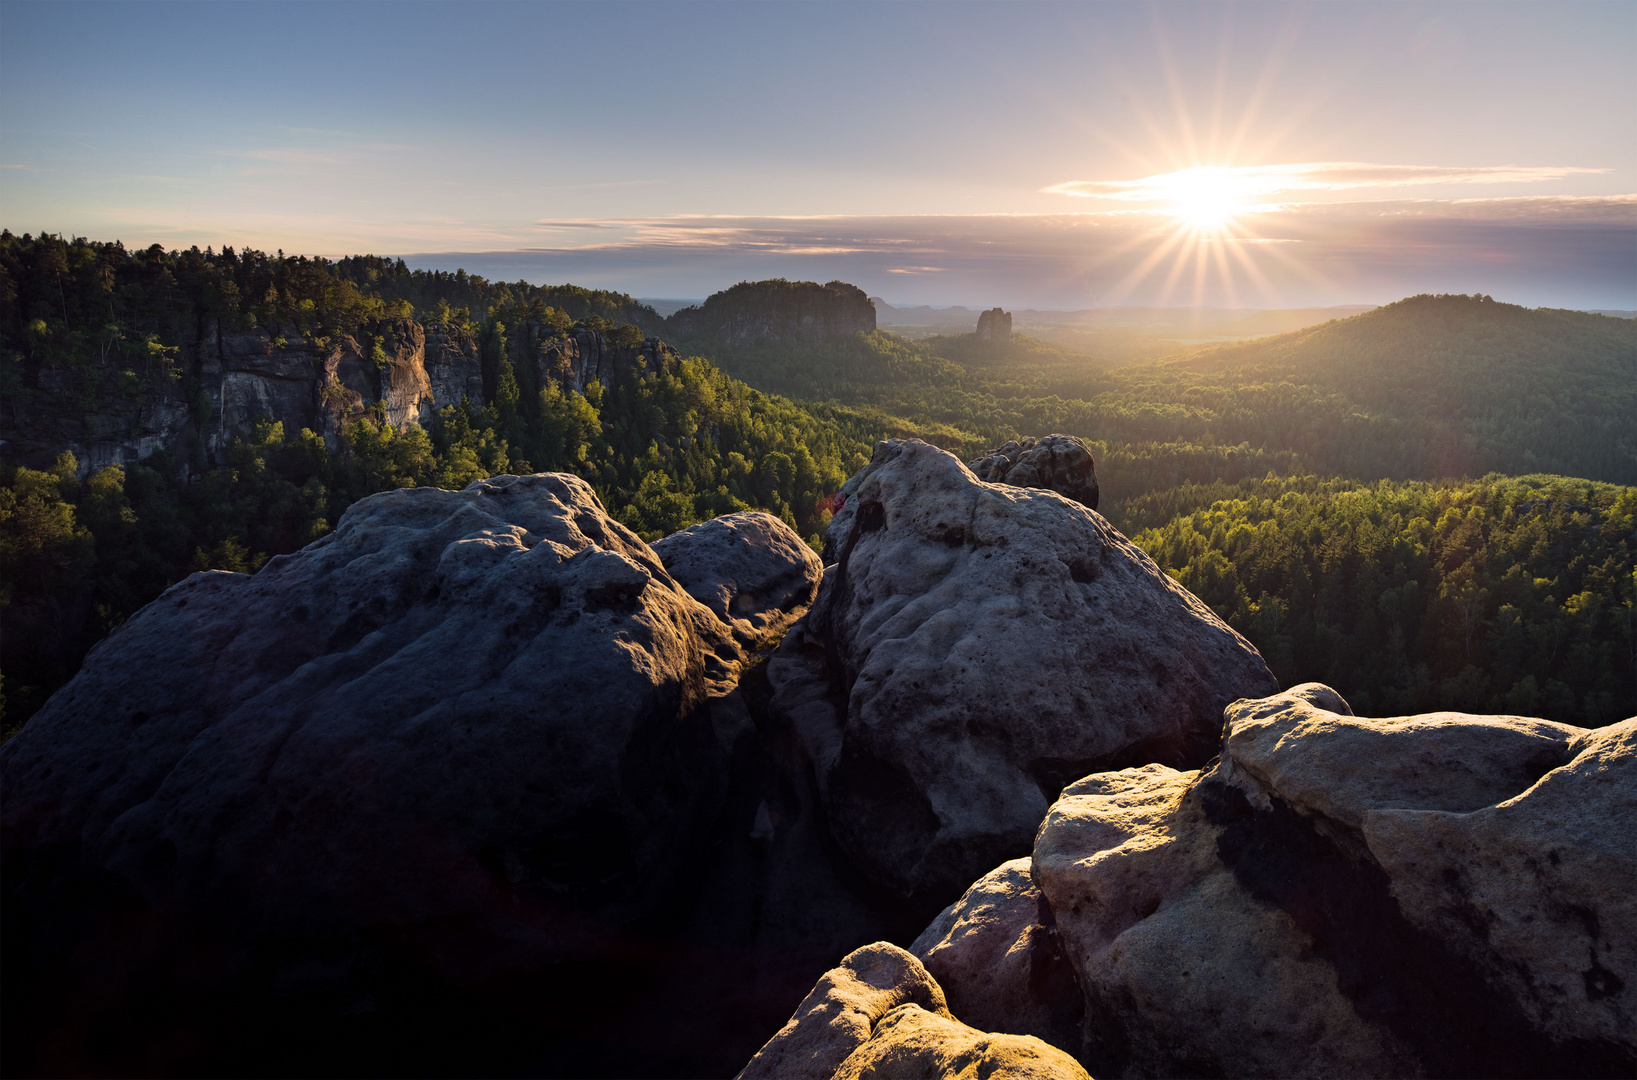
left=926, top=684, right=1636, bottom=1078
left=910, top=858, right=1084, bottom=1051
left=772, top=438, right=1275, bottom=906
left=738, top=942, right=1089, bottom=1080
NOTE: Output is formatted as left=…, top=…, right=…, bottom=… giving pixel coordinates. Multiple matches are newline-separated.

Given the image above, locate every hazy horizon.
left=3, top=0, right=1634, bottom=308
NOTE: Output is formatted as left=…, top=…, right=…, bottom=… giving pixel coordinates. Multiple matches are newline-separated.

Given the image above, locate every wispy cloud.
left=401, top=197, right=1636, bottom=309
left=1045, top=162, right=1612, bottom=203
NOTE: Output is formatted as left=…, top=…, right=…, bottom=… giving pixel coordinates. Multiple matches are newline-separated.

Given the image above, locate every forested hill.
left=1163, top=295, right=1637, bottom=482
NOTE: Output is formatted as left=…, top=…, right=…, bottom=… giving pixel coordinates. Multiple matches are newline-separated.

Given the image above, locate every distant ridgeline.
left=666, top=279, right=876, bottom=348
left=1, top=232, right=1633, bottom=733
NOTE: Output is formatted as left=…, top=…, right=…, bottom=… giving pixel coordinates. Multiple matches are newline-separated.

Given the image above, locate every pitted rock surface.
left=1017, top=684, right=1636, bottom=1078
left=653, top=511, right=823, bottom=695
left=0, top=473, right=826, bottom=1076
left=910, top=859, right=1083, bottom=1051
left=738, top=942, right=1088, bottom=1080
left=773, top=439, right=1275, bottom=906
left=966, top=433, right=1100, bottom=511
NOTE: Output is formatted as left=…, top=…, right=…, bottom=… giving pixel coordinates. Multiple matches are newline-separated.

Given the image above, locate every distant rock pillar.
left=975, top=307, right=1012, bottom=341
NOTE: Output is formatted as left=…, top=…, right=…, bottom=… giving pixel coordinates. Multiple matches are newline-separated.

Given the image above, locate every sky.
left=2, top=0, right=1633, bottom=309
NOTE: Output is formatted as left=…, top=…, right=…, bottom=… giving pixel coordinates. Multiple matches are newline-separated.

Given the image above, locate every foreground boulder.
left=910, top=859, right=1084, bottom=1052
left=966, top=434, right=1099, bottom=510
left=772, top=439, right=1275, bottom=905
left=929, top=685, right=1635, bottom=1078
left=653, top=510, right=823, bottom=695
left=0, top=474, right=817, bottom=1076
left=738, top=942, right=1088, bottom=1080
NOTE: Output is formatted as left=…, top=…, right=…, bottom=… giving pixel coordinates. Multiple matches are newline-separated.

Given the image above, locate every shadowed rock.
left=966, top=434, right=1100, bottom=511
left=773, top=439, right=1275, bottom=909
left=653, top=510, right=823, bottom=696
left=0, top=474, right=819, bottom=1076
left=910, top=859, right=1084, bottom=1051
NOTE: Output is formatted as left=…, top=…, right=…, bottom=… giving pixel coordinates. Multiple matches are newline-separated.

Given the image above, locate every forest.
left=2, top=233, right=1633, bottom=733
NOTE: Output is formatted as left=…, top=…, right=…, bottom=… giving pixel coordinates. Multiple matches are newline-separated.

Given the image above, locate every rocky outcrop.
left=667, top=280, right=876, bottom=349
left=653, top=511, right=823, bottom=696
left=772, top=439, right=1276, bottom=907
left=966, top=434, right=1100, bottom=511
left=1, top=316, right=682, bottom=479
left=0, top=474, right=821, bottom=1076
left=738, top=943, right=1088, bottom=1080
left=910, top=859, right=1084, bottom=1051
left=976, top=307, right=1012, bottom=341
left=925, top=684, right=1635, bottom=1078
left=528, top=324, right=681, bottom=396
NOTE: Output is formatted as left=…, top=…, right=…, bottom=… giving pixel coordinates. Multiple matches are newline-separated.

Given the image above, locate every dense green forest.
left=0, top=235, right=881, bottom=728
left=1133, top=473, right=1635, bottom=726
left=2, top=234, right=1633, bottom=735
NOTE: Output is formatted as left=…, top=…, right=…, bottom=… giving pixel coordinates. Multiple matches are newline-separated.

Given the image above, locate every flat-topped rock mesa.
left=775, top=438, right=1276, bottom=907
left=907, top=684, right=1636, bottom=1079
left=666, top=279, right=877, bottom=349
left=975, top=306, right=1012, bottom=340
left=2, top=317, right=677, bottom=478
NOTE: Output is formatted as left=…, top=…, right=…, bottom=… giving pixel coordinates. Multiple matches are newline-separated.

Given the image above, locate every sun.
left=1159, top=166, right=1249, bottom=232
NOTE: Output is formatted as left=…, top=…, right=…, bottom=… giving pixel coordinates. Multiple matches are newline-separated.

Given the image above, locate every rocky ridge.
left=3, top=437, right=1631, bottom=1079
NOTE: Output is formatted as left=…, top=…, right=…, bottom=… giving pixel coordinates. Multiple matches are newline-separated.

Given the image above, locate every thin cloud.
left=1045, top=162, right=1612, bottom=202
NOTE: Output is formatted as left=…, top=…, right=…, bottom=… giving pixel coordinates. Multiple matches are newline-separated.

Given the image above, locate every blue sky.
left=2, top=1, right=1632, bottom=307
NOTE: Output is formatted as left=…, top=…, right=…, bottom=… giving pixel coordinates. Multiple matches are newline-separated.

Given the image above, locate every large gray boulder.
left=966, top=434, right=1099, bottom=511
left=910, top=859, right=1083, bottom=1051
left=772, top=439, right=1275, bottom=905
left=994, top=684, right=1637, bottom=1078
left=738, top=942, right=1088, bottom=1080
left=0, top=474, right=819, bottom=1075
left=652, top=510, right=823, bottom=696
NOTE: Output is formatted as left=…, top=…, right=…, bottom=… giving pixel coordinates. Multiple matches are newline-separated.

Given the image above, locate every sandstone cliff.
left=2, top=317, right=678, bottom=478
left=666, top=279, right=877, bottom=349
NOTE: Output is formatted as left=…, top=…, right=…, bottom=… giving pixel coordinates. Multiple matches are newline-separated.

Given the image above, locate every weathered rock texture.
left=667, top=279, right=876, bottom=349
left=0, top=474, right=817, bottom=1076
left=966, top=434, right=1101, bottom=511
left=910, top=859, right=1084, bottom=1051
left=773, top=439, right=1276, bottom=907
left=738, top=942, right=1089, bottom=1080
left=975, top=307, right=1013, bottom=341
left=2, top=318, right=678, bottom=478
left=954, top=683, right=1637, bottom=1078
left=653, top=511, right=824, bottom=695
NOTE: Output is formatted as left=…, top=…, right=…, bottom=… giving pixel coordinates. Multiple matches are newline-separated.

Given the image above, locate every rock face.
left=0, top=474, right=819, bottom=1076
left=0, top=317, right=679, bottom=479
left=966, top=434, right=1101, bottom=511
left=910, top=859, right=1084, bottom=1051
left=975, top=307, right=1012, bottom=341
left=738, top=942, right=1089, bottom=1080
left=653, top=511, right=824, bottom=695
left=924, top=684, right=1635, bottom=1078
left=773, top=439, right=1276, bottom=907
left=528, top=324, right=681, bottom=397
left=667, top=279, right=876, bottom=349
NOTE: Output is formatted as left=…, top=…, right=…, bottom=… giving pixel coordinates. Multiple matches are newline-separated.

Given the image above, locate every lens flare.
left=1158, top=166, right=1251, bottom=232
